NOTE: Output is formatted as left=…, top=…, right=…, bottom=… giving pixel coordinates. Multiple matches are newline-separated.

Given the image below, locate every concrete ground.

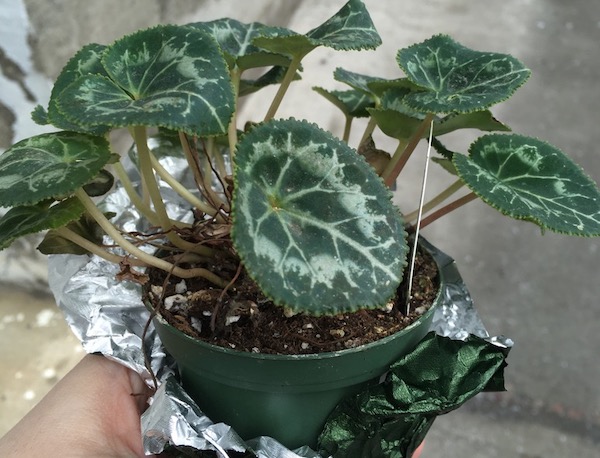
left=1, top=1, right=599, bottom=456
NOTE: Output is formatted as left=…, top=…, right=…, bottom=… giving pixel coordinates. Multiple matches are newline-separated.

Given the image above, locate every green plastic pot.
left=153, top=239, right=454, bottom=450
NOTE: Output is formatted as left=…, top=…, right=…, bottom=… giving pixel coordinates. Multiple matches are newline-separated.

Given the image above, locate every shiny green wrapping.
left=318, top=332, right=509, bottom=457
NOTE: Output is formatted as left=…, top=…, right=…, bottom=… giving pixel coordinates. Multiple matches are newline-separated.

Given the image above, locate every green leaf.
left=431, top=137, right=456, bottom=160
left=313, top=87, right=375, bottom=118
left=239, top=66, right=300, bottom=97
left=82, top=169, right=114, bottom=197
left=253, top=0, right=381, bottom=58
left=432, top=157, right=458, bottom=175
left=232, top=118, right=407, bottom=314
left=454, top=134, right=600, bottom=236
left=0, top=198, right=84, bottom=250
left=189, top=18, right=293, bottom=70
left=47, top=43, right=111, bottom=135
left=397, top=34, right=531, bottom=113
left=368, top=108, right=423, bottom=140
left=380, top=88, right=427, bottom=118
left=252, top=34, right=317, bottom=60
left=367, top=87, right=432, bottom=140
left=367, top=78, right=422, bottom=97
left=57, top=25, right=235, bottom=137
left=334, top=67, right=383, bottom=94
left=31, top=105, right=49, bottom=125
left=433, top=111, right=511, bottom=136
left=38, top=211, right=110, bottom=255
left=0, top=132, right=112, bottom=206
left=430, top=138, right=459, bottom=174
left=305, top=0, right=381, bottom=51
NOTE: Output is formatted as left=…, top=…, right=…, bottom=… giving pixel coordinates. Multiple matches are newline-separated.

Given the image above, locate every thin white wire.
left=406, top=119, right=435, bottom=314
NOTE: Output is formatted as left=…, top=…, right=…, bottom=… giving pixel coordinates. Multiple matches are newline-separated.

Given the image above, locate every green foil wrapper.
left=318, top=332, right=509, bottom=458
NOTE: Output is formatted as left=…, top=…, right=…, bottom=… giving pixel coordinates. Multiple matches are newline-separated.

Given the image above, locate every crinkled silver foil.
left=47, top=154, right=511, bottom=457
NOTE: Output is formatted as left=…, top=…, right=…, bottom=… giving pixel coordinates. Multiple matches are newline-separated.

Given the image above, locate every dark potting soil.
left=143, top=246, right=439, bottom=355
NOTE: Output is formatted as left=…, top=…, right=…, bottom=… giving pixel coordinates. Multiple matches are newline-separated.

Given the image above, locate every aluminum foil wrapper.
left=47, top=152, right=511, bottom=457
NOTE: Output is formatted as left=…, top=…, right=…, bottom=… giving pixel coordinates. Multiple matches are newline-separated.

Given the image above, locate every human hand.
left=0, top=353, right=427, bottom=457
left=0, top=354, right=154, bottom=457
left=413, top=441, right=424, bottom=457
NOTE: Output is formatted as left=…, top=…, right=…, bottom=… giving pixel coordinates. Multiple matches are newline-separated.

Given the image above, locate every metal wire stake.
left=406, top=119, right=435, bottom=315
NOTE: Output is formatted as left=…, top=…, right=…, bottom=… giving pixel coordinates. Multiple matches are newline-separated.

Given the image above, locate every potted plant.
left=0, top=0, right=598, bottom=455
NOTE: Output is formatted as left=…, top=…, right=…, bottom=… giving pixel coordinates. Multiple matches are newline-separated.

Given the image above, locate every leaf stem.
left=179, top=132, right=205, bottom=196
left=111, top=162, right=160, bottom=226
left=418, top=191, right=478, bottom=229
left=342, top=115, right=352, bottom=143
left=73, top=189, right=228, bottom=286
left=132, top=126, right=214, bottom=256
left=228, top=66, right=241, bottom=157
left=359, top=117, right=377, bottom=147
left=149, top=152, right=226, bottom=221
left=404, top=179, right=465, bottom=222
left=382, top=113, right=435, bottom=188
left=55, top=226, right=140, bottom=265
left=208, top=137, right=228, bottom=179
left=133, top=126, right=174, bottom=229
left=264, top=54, right=302, bottom=121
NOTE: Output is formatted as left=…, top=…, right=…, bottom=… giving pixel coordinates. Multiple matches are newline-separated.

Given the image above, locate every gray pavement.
left=1, top=1, right=599, bottom=456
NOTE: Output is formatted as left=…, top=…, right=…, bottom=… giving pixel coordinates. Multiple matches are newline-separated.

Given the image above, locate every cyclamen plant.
left=0, top=0, right=598, bottom=318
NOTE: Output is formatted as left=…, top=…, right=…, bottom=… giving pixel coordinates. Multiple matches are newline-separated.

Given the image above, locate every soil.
left=143, top=245, right=439, bottom=355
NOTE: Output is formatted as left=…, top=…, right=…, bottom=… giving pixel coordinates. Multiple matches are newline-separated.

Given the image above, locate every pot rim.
left=152, top=237, right=455, bottom=361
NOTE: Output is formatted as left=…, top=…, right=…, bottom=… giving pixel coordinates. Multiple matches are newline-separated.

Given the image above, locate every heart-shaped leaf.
left=0, top=198, right=84, bottom=250
left=189, top=18, right=293, bottom=70
left=46, top=43, right=111, bottom=135
left=454, top=134, right=600, bottom=235
left=232, top=118, right=407, bottom=314
left=253, top=0, right=380, bottom=59
left=0, top=132, right=112, bottom=206
left=57, top=25, right=235, bottom=137
left=397, top=34, right=531, bottom=113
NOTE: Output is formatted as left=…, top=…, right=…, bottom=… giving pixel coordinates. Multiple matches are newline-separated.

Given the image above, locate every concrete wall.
left=1, top=1, right=600, bottom=454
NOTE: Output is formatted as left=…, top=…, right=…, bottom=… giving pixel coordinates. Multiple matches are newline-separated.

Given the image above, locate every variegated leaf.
left=380, top=87, right=426, bottom=118
left=57, top=25, right=234, bottom=137
left=305, top=0, right=381, bottom=51
left=189, top=18, right=293, bottom=70
left=333, top=67, right=383, bottom=94
left=454, top=134, right=600, bottom=236
left=0, top=198, right=84, bottom=250
left=46, top=43, right=110, bottom=135
left=313, top=87, right=374, bottom=118
left=253, top=0, right=380, bottom=58
left=434, top=111, right=511, bottom=136
left=232, top=119, right=407, bottom=314
left=0, top=132, right=112, bottom=206
left=397, top=34, right=531, bottom=113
